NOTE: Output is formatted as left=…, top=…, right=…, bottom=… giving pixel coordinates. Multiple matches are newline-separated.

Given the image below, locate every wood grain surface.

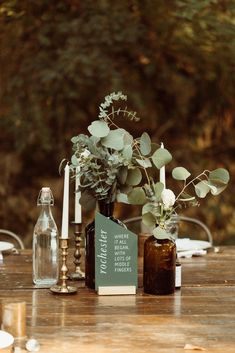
left=0, top=247, right=235, bottom=353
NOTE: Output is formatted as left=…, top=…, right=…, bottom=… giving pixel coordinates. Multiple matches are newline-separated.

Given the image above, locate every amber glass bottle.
left=85, top=200, right=123, bottom=289
left=143, top=236, right=176, bottom=295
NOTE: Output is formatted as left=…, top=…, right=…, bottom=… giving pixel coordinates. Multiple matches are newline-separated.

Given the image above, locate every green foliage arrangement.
left=71, top=92, right=230, bottom=240
left=124, top=139, right=230, bottom=239
left=70, top=92, right=140, bottom=209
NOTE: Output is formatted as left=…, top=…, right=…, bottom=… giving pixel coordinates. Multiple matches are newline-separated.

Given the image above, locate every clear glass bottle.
left=166, top=213, right=180, bottom=239
left=33, top=187, right=59, bottom=287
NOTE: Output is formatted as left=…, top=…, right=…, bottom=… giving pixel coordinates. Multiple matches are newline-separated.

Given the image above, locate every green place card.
left=95, top=213, right=138, bottom=295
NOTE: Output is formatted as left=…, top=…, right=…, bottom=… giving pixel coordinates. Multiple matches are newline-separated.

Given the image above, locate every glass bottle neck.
left=35, top=203, right=57, bottom=232
left=98, top=200, right=114, bottom=217
left=39, top=204, right=53, bottom=217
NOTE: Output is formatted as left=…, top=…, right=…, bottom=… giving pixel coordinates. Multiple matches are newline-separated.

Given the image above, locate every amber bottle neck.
left=98, top=200, right=114, bottom=217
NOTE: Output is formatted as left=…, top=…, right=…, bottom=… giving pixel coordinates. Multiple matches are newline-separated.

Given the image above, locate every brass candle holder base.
left=50, top=238, right=77, bottom=294
left=69, top=222, right=85, bottom=281
left=50, top=285, right=77, bottom=294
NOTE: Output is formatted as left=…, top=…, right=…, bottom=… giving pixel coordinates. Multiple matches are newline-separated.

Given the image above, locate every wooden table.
left=0, top=247, right=235, bottom=353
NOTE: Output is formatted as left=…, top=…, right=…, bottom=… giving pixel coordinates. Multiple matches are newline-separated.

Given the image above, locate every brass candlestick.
left=69, top=222, right=85, bottom=280
left=50, top=238, right=77, bottom=294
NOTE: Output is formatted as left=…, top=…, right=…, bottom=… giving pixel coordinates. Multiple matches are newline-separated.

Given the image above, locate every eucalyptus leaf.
left=142, top=212, right=156, bottom=228
left=116, top=192, right=129, bottom=204
left=208, top=183, right=227, bottom=195
left=195, top=181, right=210, bottom=198
left=88, top=120, right=110, bottom=138
left=209, top=168, right=230, bottom=185
left=122, top=145, right=133, bottom=160
left=140, top=132, right=151, bottom=156
left=206, top=183, right=218, bottom=194
left=71, top=136, right=79, bottom=144
left=71, top=154, right=79, bottom=166
left=136, top=158, right=152, bottom=168
left=153, top=226, right=171, bottom=240
left=117, top=166, right=128, bottom=185
left=142, top=202, right=154, bottom=215
left=90, top=135, right=100, bottom=144
left=142, top=202, right=161, bottom=218
left=128, top=187, right=146, bottom=205
left=154, top=182, right=164, bottom=201
left=152, top=148, right=172, bottom=169
left=126, top=168, right=142, bottom=186
left=172, top=167, right=191, bottom=180
left=123, top=131, right=133, bottom=145
left=101, top=129, right=125, bottom=150
left=178, top=192, right=196, bottom=202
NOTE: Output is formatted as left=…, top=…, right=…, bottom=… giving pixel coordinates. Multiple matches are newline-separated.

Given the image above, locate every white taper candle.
left=61, top=163, right=70, bottom=238
left=160, top=142, right=166, bottom=188
left=75, top=166, right=82, bottom=223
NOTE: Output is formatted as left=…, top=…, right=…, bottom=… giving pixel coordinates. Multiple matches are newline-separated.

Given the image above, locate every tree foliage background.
left=0, top=0, right=234, bottom=246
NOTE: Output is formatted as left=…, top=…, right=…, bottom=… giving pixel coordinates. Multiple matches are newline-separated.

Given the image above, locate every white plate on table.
left=176, top=238, right=211, bottom=252
left=0, top=330, right=14, bottom=349
left=0, top=241, right=14, bottom=252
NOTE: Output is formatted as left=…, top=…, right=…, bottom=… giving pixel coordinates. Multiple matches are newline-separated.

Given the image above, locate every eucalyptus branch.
left=172, top=204, right=181, bottom=213
left=175, top=171, right=209, bottom=201
left=105, top=109, right=139, bottom=122
left=92, top=164, right=107, bottom=192
left=106, top=116, right=120, bottom=129
left=80, top=180, right=94, bottom=188
left=111, top=106, right=115, bottom=121
left=132, top=141, right=151, bottom=185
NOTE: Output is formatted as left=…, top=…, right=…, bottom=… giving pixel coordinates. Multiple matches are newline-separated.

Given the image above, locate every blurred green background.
left=0, top=0, right=234, bottom=247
